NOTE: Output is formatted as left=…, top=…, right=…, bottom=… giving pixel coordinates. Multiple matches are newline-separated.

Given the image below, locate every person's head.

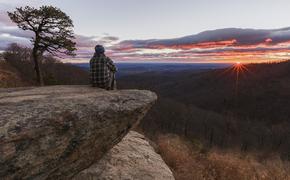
left=95, top=45, right=105, bottom=55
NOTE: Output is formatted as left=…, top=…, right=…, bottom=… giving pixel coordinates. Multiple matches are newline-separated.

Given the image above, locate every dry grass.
left=156, top=134, right=290, bottom=180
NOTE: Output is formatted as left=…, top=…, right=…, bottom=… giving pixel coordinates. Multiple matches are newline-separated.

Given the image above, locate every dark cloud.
left=114, top=27, right=290, bottom=50
left=106, top=27, right=290, bottom=62
left=101, top=36, right=119, bottom=42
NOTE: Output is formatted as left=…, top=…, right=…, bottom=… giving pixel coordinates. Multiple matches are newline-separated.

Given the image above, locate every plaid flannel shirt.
left=90, top=54, right=117, bottom=89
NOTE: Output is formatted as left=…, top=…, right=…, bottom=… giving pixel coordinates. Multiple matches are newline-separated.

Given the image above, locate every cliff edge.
left=0, top=86, right=157, bottom=179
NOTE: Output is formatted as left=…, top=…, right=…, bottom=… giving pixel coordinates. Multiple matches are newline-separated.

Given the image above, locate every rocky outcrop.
left=0, top=86, right=157, bottom=179
left=73, top=131, right=175, bottom=180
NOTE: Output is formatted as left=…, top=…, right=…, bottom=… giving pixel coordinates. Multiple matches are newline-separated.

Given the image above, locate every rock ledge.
left=74, top=131, right=175, bottom=180
left=0, top=86, right=157, bottom=179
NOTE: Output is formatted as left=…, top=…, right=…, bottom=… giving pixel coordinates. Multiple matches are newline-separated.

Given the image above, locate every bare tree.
left=8, top=6, right=76, bottom=85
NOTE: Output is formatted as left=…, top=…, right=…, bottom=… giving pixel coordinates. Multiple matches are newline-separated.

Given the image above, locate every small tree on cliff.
left=8, top=6, right=76, bottom=86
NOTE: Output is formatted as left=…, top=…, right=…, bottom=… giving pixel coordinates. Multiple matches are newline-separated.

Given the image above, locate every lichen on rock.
left=0, top=86, right=157, bottom=179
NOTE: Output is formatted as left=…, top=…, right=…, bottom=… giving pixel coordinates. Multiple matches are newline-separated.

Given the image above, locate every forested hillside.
left=118, top=61, right=290, bottom=179
left=119, top=61, right=290, bottom=158
left=0, top=44, right=89, bottom=87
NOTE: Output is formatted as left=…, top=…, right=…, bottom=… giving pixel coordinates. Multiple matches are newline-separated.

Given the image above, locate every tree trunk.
left=32, top=47, right=44, bottom=86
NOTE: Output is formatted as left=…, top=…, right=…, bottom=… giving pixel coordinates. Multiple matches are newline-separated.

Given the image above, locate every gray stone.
left=73, top=131, right=175, bottom=180
left=0, top=86, right=157, bottom=179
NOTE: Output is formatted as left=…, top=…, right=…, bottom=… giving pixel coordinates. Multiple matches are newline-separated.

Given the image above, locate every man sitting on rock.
left=90, top=45, right=117, bottom=90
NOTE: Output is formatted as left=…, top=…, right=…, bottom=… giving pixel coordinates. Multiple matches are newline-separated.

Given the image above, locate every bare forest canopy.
left=118, top=60, right=290, bottom=160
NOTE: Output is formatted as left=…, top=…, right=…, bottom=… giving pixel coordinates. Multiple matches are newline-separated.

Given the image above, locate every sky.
left=1, top=0, right=290, bottom=63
